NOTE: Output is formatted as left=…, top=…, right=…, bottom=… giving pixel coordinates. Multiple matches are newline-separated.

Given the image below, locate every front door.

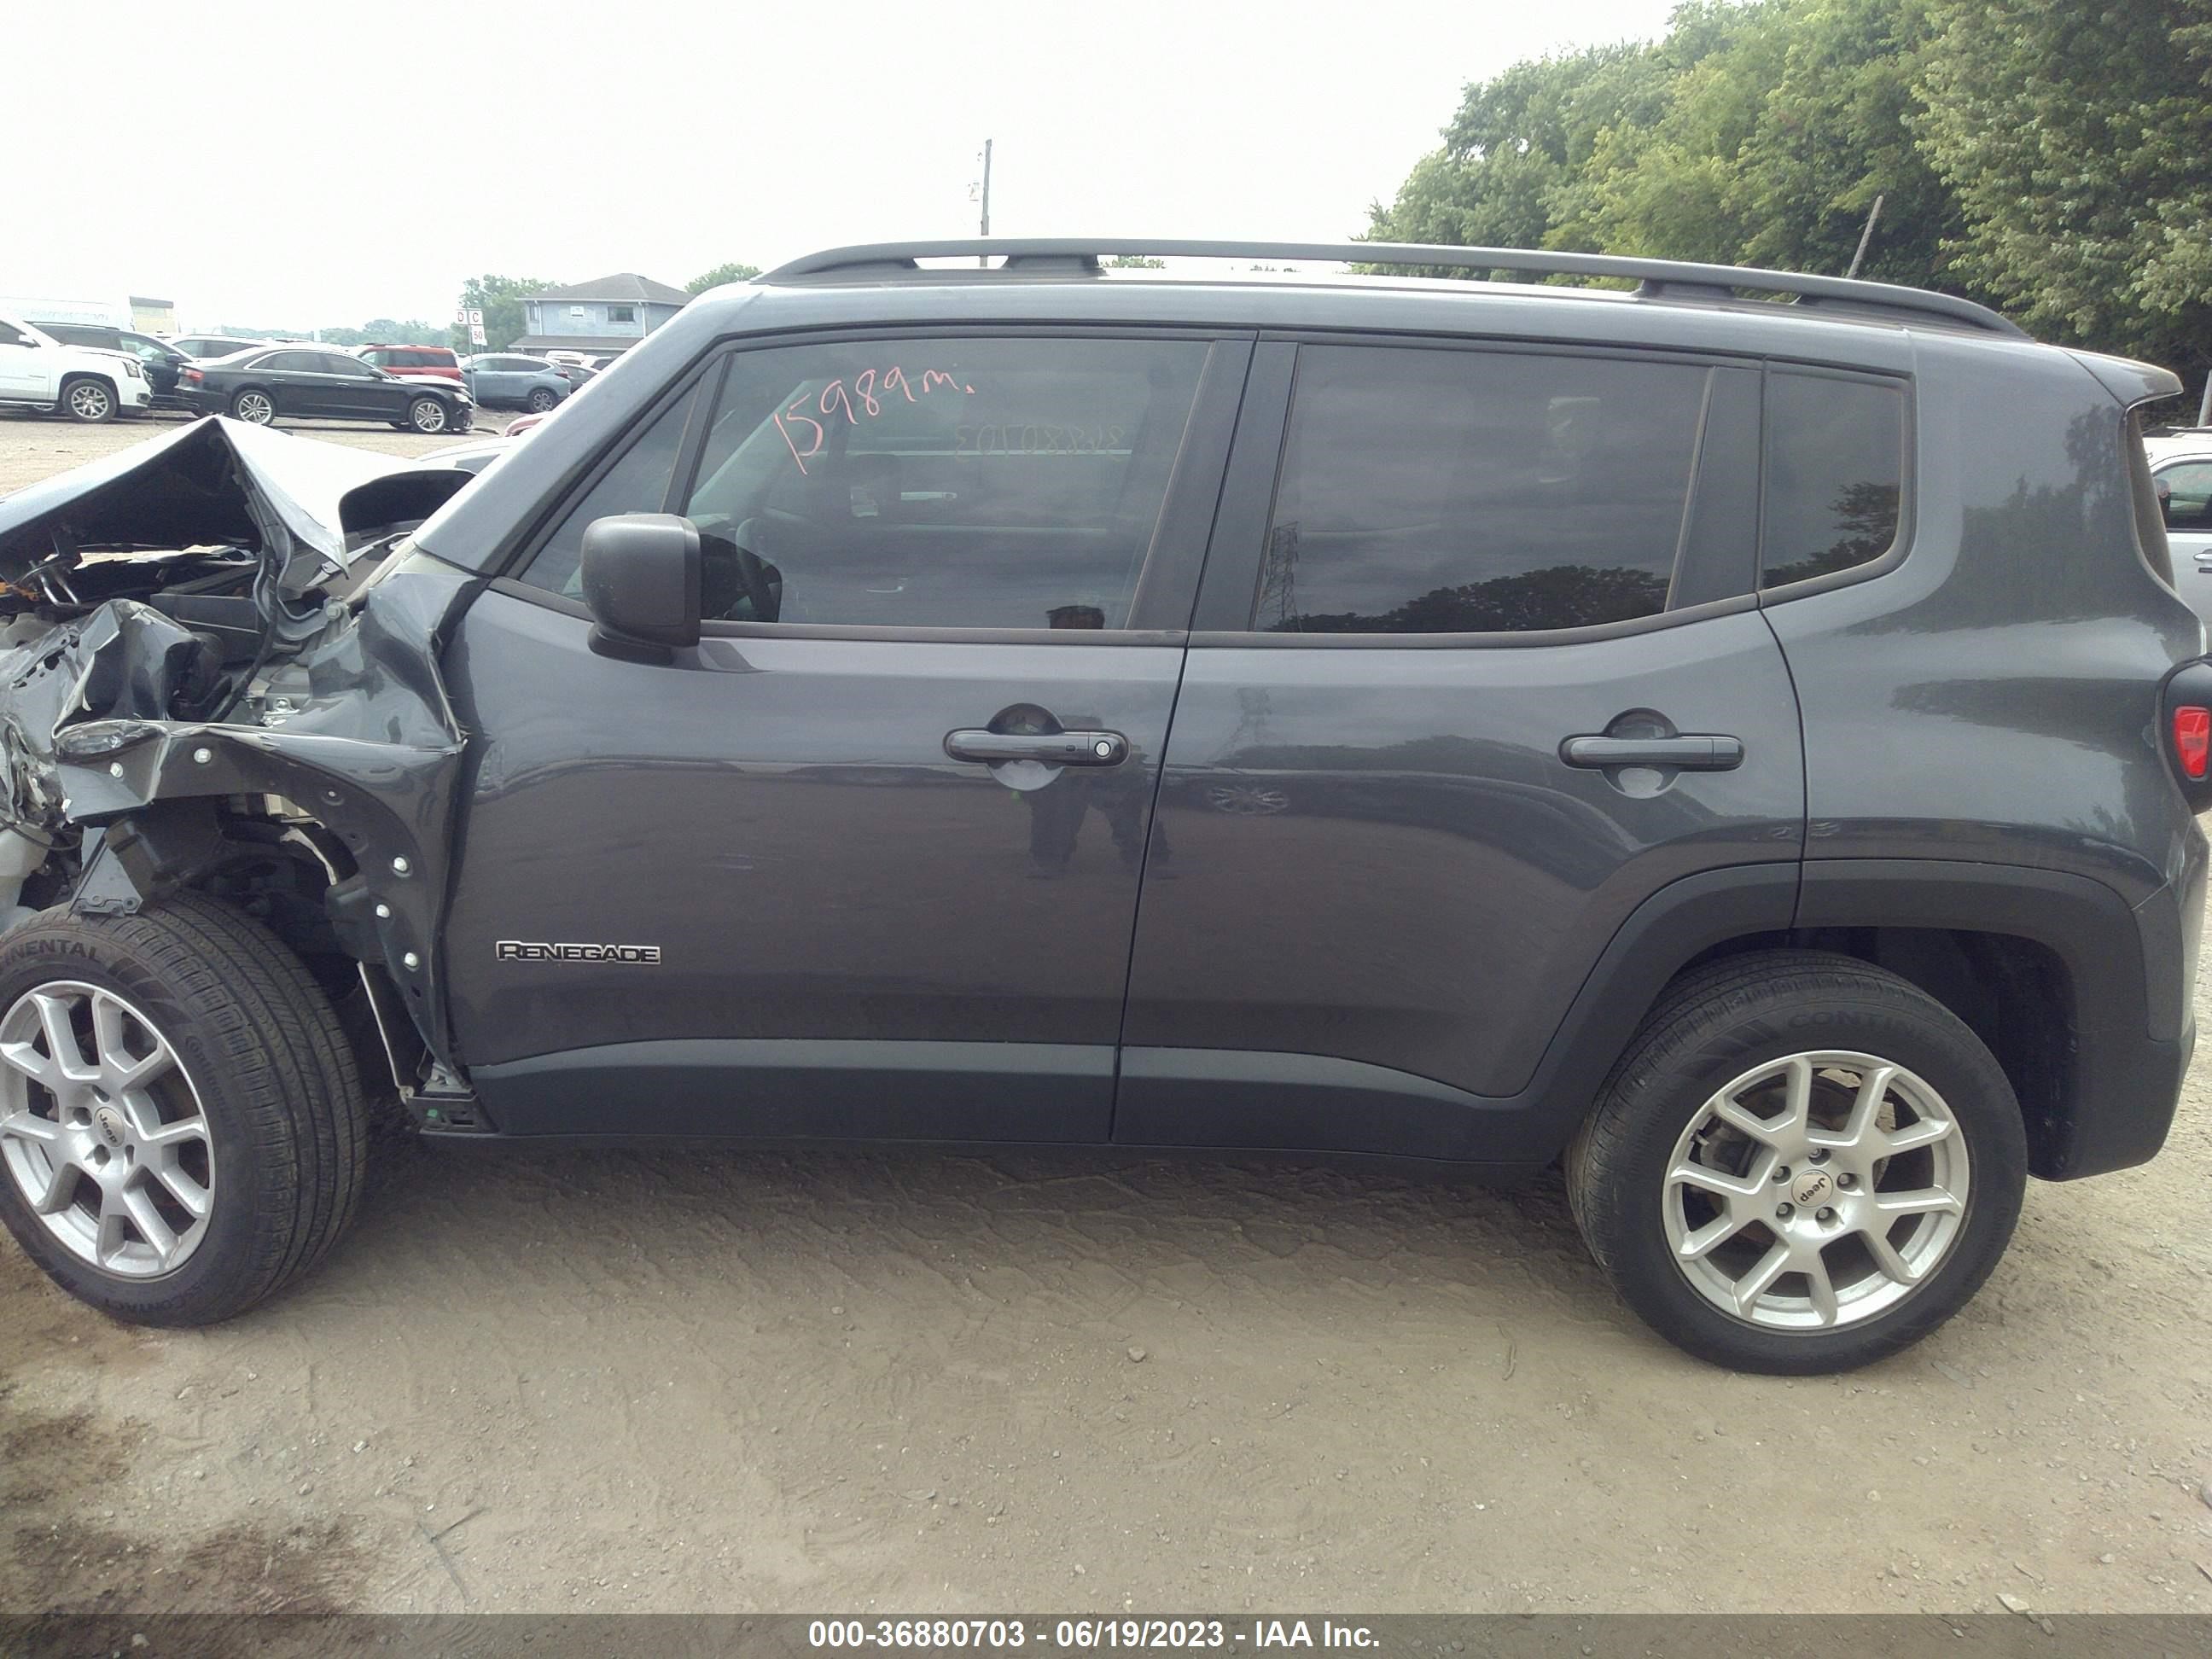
left=2156, top=457, right=2212, bottom=620
left=1118, top=338, right=1845, bottom=1161
left=316, top=352, right=397, bottom=419
left=439, top=329, right=1249, bottom=1140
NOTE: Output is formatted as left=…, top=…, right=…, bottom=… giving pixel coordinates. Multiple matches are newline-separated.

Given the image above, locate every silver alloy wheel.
left=527, top=387, right=556, bottom=412
left=68, top=382, right=113, bottom=419
left=410, top=399, right=446, bottom=433
left=1662, top=1051, right=1970, bottom=1331
left=234, top=391, right=274, bottom=424
left=0, top=981, right=214, bottom=1279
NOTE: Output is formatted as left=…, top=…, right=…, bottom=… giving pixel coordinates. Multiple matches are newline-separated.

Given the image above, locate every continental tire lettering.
left=495, top=940, right=661, bottom=964
left=20, top=939, right=99, bottom=960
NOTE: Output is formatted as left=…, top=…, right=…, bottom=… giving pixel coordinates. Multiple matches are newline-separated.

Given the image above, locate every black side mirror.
left=581, top=513, right=701, bottom=663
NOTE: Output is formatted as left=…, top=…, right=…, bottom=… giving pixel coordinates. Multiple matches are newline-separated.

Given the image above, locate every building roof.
left=526, top=274, right=690, bottom=307
left=127, top=295, right=176, bottom=307
left=506, top=334, right=641, bottom=354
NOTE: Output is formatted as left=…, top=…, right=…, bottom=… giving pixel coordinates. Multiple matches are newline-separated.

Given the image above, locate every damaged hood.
left=0, top=416, right=470, bottom=595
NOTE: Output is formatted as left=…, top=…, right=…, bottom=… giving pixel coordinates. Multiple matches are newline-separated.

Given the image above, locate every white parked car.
left=2145, top=427, right=2212, bottom=621
left=0, top=312, right=153, bottom=422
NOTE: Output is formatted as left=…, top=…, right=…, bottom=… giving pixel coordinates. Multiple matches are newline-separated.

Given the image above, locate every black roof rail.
left=760, top=238, right=2027, bottom=338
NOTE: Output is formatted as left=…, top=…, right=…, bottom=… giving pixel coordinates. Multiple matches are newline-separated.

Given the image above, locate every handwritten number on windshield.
left=771, top=367, right=975, bottom=474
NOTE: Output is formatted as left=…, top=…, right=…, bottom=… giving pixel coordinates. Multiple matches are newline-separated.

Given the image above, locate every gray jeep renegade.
left=0, top=240, right=2202, bottom=1374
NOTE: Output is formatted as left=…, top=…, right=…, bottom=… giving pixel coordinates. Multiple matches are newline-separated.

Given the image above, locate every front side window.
left=2159, top=462, right=2212, bottom=533
left=519, top=335, right=1209, bottom=630
left=1761, top=370, right=1906, bottom=588
left=518, top=383, right=703, bottom=595
left=1255, top=344, right=1708, bottom=633
left=323, top=354, right=378, bottom=378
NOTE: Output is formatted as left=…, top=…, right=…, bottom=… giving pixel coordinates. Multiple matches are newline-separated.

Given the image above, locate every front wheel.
left=0, top=894, right=369, bottom=1325
left=1565, top=950, right=2027, bottom=1374
left=61, top=377, right=117, bottom=423
left=407, top=396, right=449, bottom=434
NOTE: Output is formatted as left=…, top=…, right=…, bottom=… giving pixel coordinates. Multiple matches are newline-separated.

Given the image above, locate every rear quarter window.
left=1760, top=371, right=1906, bottom=589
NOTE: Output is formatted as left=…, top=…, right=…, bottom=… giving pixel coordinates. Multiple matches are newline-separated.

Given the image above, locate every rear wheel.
left=60, top=377, right=116, bottom=423
left=526, top=387, right=558, bottom=413
left=230, top=387, right=276, bottom=424
left=407, top=396, right=449, bottom=434
left=1565, top=950, right=2027, bottom=1374
left=0, top=894, right=369, bottom=1325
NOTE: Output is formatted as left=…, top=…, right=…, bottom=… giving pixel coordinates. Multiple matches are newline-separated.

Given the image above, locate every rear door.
left=2156, top=457, right=2212, bottom=619
left=439, top=329, right=1249, bottom=1140
left=253, top=351, right=323, bottom=415
left=1117, top=337, right=1819, bottom=1161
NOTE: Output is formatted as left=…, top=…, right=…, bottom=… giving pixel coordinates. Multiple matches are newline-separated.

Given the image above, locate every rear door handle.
left=1560, top=735, right=1744, bottom=770
left=946, top=729, right=1128, bottom=766
left=2192, top=550, right=2212, bottom=571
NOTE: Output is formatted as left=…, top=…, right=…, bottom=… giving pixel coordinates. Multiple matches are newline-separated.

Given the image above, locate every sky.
left=15, top=0, right=1682, bottom=332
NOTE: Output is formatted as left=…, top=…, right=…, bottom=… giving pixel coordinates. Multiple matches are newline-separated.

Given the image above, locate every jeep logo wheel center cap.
left=92, top=1107, right=128, bottom=1150
left=1792, top=1169, right=1834, bottom=1208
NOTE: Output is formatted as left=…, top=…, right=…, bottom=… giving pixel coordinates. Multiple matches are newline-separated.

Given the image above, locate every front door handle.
left=946, top=729, right=1128, bottom=766
left=1560, top=734, right=1744, bottom=770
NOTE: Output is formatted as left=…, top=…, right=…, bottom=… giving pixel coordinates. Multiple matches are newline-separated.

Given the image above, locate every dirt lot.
left=1, top=411, right=2209, bottom=1618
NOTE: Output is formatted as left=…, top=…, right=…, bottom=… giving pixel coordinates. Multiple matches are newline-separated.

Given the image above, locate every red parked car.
left=353, top=344, right=463, bottom=384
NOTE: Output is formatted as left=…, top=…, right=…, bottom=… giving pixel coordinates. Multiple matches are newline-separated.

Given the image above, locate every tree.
left=1915, top=0, right=2212, bottom=375
left=1365, top=41, right=1672, bottom=272
left=1106, top=255, right=1165, bottom=268
left=452, top=275, right=557, bottom=352
left=686, top=262, right=761, bottom=294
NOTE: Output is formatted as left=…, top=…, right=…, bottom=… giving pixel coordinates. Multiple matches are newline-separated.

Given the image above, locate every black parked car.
left=28, top=323, right=190, bottom=408
left=0, top=238, right=2202, bottom=1375
left=176, top=346, right=472, bottom=433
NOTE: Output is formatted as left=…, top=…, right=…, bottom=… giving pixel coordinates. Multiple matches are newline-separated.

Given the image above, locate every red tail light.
left=2174, top=707, right=2209, bottom=780
left=183, top=366, right=202, bottom=382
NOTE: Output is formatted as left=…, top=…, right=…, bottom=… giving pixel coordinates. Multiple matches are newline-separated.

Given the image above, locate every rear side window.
left=1255, top=345, right=1708, bottom=633
left=1760, top=371, right=1905, bottom=589
left=670, top=335, right=1207, bottom=629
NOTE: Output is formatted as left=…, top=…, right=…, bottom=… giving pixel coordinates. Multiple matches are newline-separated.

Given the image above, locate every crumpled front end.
left=0, top=418, right=483, bottom=1080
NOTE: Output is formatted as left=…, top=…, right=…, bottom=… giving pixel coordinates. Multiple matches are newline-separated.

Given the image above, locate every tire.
left=229, top=387, right=276, bottom=425
left=60, top=376, right=116, bottom=423
left=1565, top=949, right=2027, bottom=1375
left=407, top=396, right=449, bottom=434
left=526, top=387, right=557, bottom=413
left=0, top=894, right=369, bottom=1326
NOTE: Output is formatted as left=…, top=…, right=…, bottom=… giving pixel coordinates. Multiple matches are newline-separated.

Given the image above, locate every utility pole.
left=978, top=139, right=992, bottom=266
left=1845, top=193, right=1884, bottom=281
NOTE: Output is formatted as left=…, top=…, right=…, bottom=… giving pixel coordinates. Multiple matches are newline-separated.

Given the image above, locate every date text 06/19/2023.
left=806, top=1620, right=1381, bottom=1650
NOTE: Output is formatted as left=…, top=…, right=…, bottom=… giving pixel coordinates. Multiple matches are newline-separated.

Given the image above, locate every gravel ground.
left=0, top=413, right=2209, bottom=1618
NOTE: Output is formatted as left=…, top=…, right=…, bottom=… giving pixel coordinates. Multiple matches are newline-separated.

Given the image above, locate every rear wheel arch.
left=1551, top=860, right=2150, bottom=1179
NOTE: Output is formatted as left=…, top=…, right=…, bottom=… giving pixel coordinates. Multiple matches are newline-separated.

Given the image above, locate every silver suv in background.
left=461, top=353, right=579, bottom=413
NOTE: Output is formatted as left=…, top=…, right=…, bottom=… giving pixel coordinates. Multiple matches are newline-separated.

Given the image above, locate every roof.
left=126, top=295, right=174, bottom=307
left=765, top=238, right=2022, bottom=337
left=525, top=274, right=690, bottom=307
left=506, top=334, right=638, bottom=353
